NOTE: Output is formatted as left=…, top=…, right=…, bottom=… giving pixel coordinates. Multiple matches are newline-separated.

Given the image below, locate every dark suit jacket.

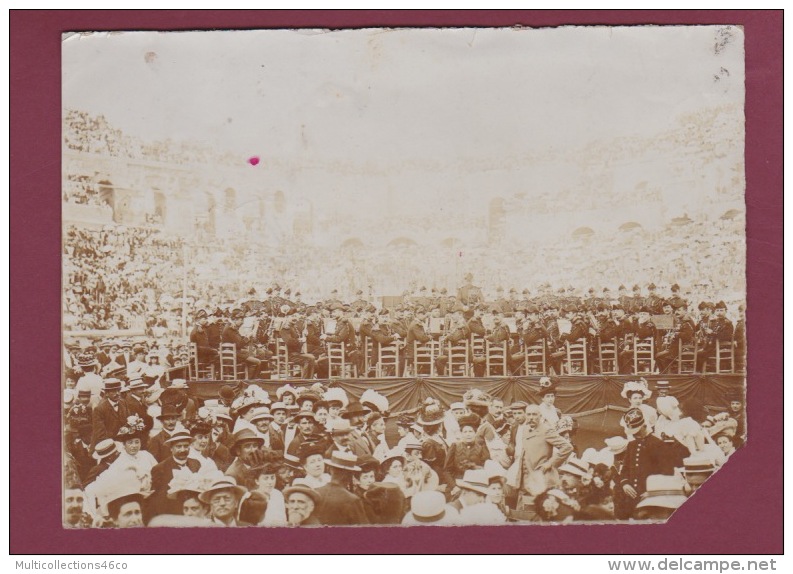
left=314, top=482, right=370, bottom=525
left=149, top=457, right=201, bottom=517
left=91, top=398, right=129, bottom=450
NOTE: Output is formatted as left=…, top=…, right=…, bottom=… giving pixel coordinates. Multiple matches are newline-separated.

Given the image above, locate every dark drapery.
left=187, top=374, right=744, bottom=414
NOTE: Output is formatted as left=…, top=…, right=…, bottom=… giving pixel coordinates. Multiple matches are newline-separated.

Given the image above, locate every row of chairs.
left=188, top=336, right=739, bottom=381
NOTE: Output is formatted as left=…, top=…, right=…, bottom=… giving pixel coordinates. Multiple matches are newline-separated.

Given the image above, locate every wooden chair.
left=633, top=337, right=656, bottom=375
left=564, top=338, right=588, bottom=375
left=524, top=340, right=547, bottom=375
left=377, top=343, right=401, bottom=378
left=596, top=338, right=619, bottom=375
left=326, top=342, right=354, bottom=378
left=413, top=340, right=438, bottom=376
left=677, top=339, right=697, bottom=374
left=708, top=339, right=735, bottom=374
left=189, top=342, right=215, bottom=380
left=485, top=340, right=509, bottom=376
left=361, top=336, right=374, bottom=377
left=274, top=339, right=301, bottom=379
left=220, top=343, right=247, bottom=381
left=447, top=340, right=470, bottom=377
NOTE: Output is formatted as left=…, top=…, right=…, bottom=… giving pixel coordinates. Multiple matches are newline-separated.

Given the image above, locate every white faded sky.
left=63, top=26, right=744, bottom=164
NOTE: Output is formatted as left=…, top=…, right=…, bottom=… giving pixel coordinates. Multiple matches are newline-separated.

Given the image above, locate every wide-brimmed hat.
left=76, top=353, right=98, bottom=368
left=380, top=447, right=406, bottom=469
left=341, top=402, right=369, bottom=419
left=197, top=476, right=246, bottom=504
left=327, top=418, right=354, bottom=436
left=92, top=439, right=119, bottom=461
left=635, top=474, right=687, bottom=510
left=558, top=455, right=591, bottom=479
left=417, top=404, right=445, bottom=426
left=405, top=491, right=452, bottom=524
left=283, top=478, right=322, bottom=505
left=457, top=413, right=481, bottom=431
left=297, top=391, right=321, bottom=405
left=538, top=377, right=557, bottom=396
left=127, top=378, right=147, bottom=391
left=621, top=380, right=652, bottom=400
left=115, top=425, right=145, bottom=443
left=483, top=459, right=507, bottom=481
left=230, top=428, right=264, bottom=452
left=164, top=429, right=193, bottom=445
left=102, top=378, right=123, bottom=392
left=604, top=436, right=629, bottom=455
left=655, top=396, right=679, bottom=420
left=455, top=469, right=491, bottom=496
left=298, top=441, right=327, bottom=462
left=360, top=389, right=389, bottom=414
left=462, top=389, right=492, bottom=407
left=276, top=384, right=299, bottom=400
left=282, top=453, right=303, bottom=471
left=324, top=451, right=361, bottom=472
left=218, top=384, right=237, bottom=403
left=681, top=455, right=717, bottom=477
left=707, top=417, right=738, bottom=438
left=249, top=407, right=274, bottom=424
left=270, top=401, right=287, bottom=413
left=292, top=411, right=316, bottom=424
left=323, top=387, right=349, bottom=408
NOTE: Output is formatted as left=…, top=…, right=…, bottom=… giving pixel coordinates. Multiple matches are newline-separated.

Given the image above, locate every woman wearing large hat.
left=445, top=413, right=491, bottom=482
left=620, top=379, right=658, bottom=434
left=416, top=402, right=449, bottom=489
left=537, top=377, right=561, bottom=426
left=110, top=415, right=157, bottom=497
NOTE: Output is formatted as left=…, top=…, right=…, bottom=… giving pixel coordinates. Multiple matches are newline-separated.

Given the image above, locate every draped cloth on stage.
left=187, top=375, right=743, bottom=414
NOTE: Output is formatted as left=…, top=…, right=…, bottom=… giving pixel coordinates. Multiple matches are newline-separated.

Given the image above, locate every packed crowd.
left=63, top=377, right=745, bottom=528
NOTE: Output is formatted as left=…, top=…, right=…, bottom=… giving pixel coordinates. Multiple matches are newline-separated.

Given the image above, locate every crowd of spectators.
left=63, top=379, right=745, bottom=528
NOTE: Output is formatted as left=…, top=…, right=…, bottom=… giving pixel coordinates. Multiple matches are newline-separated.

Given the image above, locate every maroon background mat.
left=10, top=10, right=782, bottom=554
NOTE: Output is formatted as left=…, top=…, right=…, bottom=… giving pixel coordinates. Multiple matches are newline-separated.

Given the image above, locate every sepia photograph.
left=61, top=25, right=747, bottom=529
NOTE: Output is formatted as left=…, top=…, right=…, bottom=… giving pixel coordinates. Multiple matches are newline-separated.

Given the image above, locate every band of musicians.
left=185, top=275, right=744, bottom=382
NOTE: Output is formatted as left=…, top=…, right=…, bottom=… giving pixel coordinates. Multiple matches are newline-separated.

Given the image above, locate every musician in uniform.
left=696, top=301, right=734, bottom=372
left=322, top=306, right=363, bottom=377
left=667, top=283, right=687, bottom=310
left=458, top=273, right=484, bottom=307
left=435, top=311, right=471, bottom=376
left=734, top=305, right=746, bottom=373
left=189, top=309, right=219, bottom=369
left=221, top=308, right=266, bottom=378
left=646, top=283, right=664, bottom=315
left=405, top=308, right=432, bottom=375
left=278, top=315, right=317, bottom=379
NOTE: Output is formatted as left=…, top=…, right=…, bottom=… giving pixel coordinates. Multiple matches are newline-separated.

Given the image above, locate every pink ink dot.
left=248, top=156, right=260, bottom=166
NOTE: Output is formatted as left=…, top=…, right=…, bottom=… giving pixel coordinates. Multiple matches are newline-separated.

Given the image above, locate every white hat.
left=455, top=469, right=491, bottom=496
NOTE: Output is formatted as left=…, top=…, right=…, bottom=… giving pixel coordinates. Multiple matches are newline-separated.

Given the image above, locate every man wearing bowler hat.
left=147, top=404, right=184, bottom=463
left=149, top=429, right=200, bottom=517
left=314, top=451, right=370, bottom=525
left=90, top=378, right=129, bottom=451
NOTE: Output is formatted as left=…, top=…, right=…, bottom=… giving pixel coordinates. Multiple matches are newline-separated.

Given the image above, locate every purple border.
left=10, top=10, right=782, bottom=554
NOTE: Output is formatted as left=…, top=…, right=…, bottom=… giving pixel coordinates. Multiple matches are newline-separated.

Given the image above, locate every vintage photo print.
left=62, top=26, right=746, bottom=528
